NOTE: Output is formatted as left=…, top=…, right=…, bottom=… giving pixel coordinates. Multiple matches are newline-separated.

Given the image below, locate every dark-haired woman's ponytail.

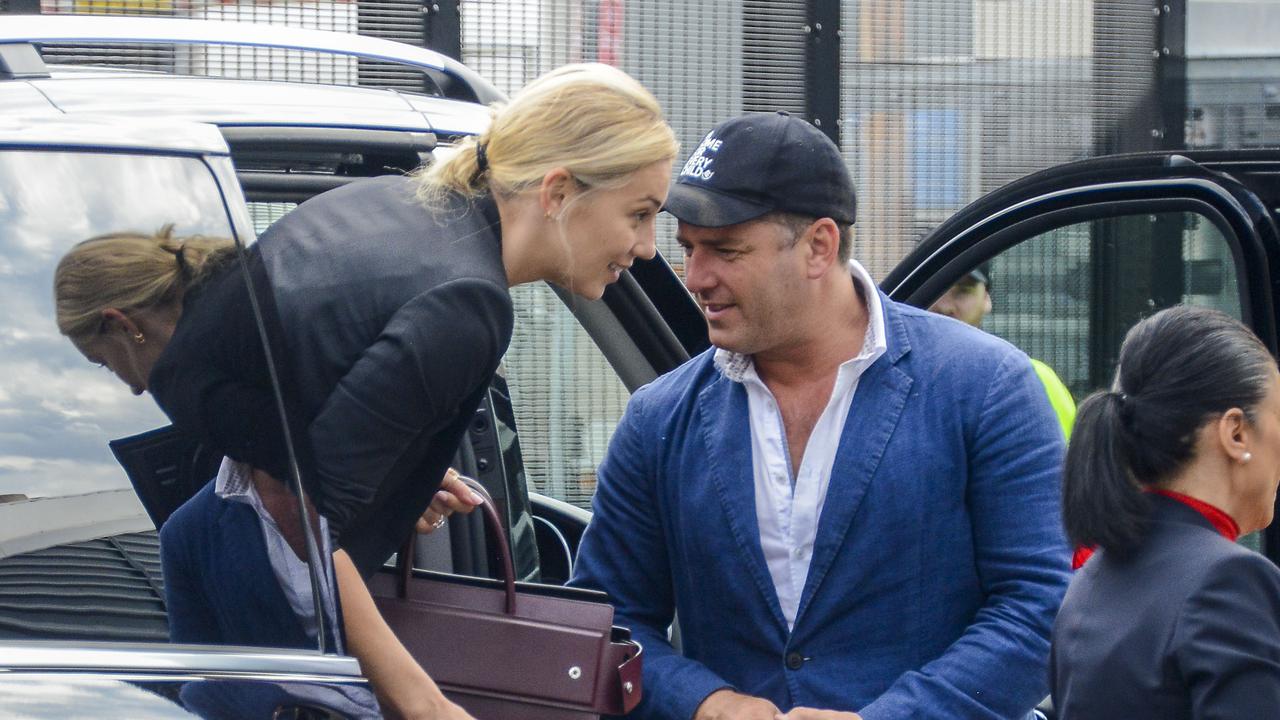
left=1062, top=390, right=1150, bottom=555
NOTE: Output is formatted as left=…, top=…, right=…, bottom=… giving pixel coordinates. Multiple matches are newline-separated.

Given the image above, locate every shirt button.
left=792, top=546, right=804, bottom=557
left=785, top=651, right=805, bottom=670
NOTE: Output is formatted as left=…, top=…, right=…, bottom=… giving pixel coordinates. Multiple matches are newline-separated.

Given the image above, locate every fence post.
left=806, top=0, right=841, bottom=146
left=424, top=0, right=462, bottom=62
left=3, top=0, right=42, bottom=14
left=1155, top=0, right=1187, bottom=150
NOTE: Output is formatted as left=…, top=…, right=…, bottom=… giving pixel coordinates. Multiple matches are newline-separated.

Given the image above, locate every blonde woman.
left=54, top=62, right=678, bottom=720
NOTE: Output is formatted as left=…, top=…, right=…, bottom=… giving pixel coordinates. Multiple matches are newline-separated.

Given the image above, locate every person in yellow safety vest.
left=929, top=267, right=1077, bottom=440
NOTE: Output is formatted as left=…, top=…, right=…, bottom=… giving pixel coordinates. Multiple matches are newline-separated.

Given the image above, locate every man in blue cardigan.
left=571, top=113, right=1071, bottom=719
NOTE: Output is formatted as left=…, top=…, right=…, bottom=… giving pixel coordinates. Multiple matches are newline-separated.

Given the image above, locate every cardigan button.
left=785, top=651, right=804, bottom=670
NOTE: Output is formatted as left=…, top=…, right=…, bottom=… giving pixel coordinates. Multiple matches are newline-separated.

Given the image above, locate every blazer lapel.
left=697, top=374, right=790, bottom=631
left=795, top=295, right=914, bottom=625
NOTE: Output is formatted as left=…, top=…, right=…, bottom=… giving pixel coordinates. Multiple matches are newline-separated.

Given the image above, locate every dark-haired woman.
left=1050, top=305, right=1280, bottom=719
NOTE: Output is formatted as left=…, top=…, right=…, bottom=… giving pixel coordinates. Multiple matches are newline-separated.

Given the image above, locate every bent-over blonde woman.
left=54, top=62, right=679, bottom=720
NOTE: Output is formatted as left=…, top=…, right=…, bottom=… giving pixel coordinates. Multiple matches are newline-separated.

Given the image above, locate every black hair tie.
left=471, top=142, right=490, bottom=185
left=1113, top=390, right=1137, bottom=421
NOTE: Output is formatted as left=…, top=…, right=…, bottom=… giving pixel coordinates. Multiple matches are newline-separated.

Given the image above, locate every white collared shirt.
left=214, top=457, right=340, bottom=648
left=713, top=260, right=888, bottom=630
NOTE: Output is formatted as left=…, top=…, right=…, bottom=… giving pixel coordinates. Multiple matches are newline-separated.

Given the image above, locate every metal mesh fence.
left=35, top=0, right=433, bottom=91
left=842, top=0, right=1154, bottom=278
left=464, top=0, right=1158, bottom=508
left=357, top=0, right=431, bottom=91
left=463, top=1, right=745, bottom=509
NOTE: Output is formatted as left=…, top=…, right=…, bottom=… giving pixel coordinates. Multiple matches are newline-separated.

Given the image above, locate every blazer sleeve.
left=160, top=496, right=222, bottom=645
left=860, top=350, right=1072, bottom=720
left=307, top=277, right=513, bottom=539
left=1175, top=551, right=1280, bottom=716
left=570, top=386, right=733, bottom=720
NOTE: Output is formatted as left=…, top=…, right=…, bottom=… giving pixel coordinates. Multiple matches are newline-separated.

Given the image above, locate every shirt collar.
left=715, top=259, right=888, bottom=384
left=214, top=457, right=254, bottom=503
left=1149, top=488, right=1241, bottom=541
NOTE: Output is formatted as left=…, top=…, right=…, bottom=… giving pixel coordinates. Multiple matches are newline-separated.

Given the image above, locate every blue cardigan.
left=160, top=481, right=336, bottom=650
left=572, top=293, right=1071, bottom=719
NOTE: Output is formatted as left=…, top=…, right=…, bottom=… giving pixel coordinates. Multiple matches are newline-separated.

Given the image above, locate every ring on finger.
left=431, top=515, right=447, bottom=530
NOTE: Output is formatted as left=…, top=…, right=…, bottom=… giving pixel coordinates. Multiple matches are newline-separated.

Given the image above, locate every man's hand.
left=415, top=468, right=484, bottom=534
left=777, top=709, right=862, bottom=720
left=694, top=689, right=780, bottom=720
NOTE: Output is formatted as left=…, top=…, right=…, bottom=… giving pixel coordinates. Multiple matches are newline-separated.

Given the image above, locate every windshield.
left=0, top=150, right=233, bottom=501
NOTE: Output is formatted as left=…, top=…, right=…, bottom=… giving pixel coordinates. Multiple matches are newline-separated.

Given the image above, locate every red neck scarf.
left=1071, top=489, right=1240, bottom=569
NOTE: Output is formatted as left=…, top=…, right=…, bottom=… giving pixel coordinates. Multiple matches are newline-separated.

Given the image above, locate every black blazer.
left=150, top=176, right=514, bottom=575
left=1050, top=494, right=1280, bottom=719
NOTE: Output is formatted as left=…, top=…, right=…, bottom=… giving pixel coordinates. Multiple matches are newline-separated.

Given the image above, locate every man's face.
left=676, top=217, right=807, bottom=355
left=929, top=276, right=991, bottom=327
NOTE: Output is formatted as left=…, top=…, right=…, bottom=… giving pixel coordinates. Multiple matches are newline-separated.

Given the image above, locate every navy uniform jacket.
left=572, top=295, right=1071, bottom=719
left=150, top=177, right=514, bottom=575
left=1051, top=494, right=1280, bottom=718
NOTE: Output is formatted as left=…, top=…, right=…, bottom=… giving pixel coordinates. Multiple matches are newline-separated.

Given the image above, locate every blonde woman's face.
left=558, top=160, right=672, bottom=299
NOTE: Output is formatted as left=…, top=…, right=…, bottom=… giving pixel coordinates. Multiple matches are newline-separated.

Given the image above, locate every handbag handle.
left=396, top=475, right=517, bottom=615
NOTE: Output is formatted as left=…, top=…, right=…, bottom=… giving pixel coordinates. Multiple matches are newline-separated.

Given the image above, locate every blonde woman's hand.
left=415, top=468, right=485, bottom=534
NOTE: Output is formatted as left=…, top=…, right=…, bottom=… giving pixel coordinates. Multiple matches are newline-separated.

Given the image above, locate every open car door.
left=885, top=149, right=1280, bottom=559
left=883, top=150, right=1280, bottom=718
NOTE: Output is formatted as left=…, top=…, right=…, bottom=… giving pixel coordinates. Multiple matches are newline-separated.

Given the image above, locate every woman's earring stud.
left=133, top=332, right=146, bottom=344
left=1243, top=452, right=1253, bottom=463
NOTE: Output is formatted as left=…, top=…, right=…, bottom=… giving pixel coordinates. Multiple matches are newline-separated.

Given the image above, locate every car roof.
left=25, top=73, right=454, bottom=133
left=0, top=114, right=229, bottom=154
left=0, top=14, right=502, bottom=104
left=0, top=15, right=493, bottom=138
left=5, top=66, right=489, bottom=139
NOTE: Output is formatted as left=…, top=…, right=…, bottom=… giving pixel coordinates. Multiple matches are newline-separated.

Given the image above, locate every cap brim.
left=662, top=183, right=773, bottom=228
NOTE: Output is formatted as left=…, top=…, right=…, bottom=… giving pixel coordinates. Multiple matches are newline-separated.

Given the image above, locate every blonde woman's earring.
left=1243, top=452, right=1253, bottom=463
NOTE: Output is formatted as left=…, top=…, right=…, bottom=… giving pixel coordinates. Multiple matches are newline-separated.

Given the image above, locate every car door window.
left=972, top=210, right=1258, bottom=549
left=0, top=150, right=231, bottom=505
left=248, top=202, right=297, bottom=235
left=503, top=281, right=631, bottom=510
left=985, top=211, right=1240, bottom=398
left=0, top=145, right=334, bottom=652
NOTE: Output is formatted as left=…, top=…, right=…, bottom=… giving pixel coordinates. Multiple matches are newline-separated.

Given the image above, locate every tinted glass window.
left=504, top=282, right=631, bottom=510
left=975, top=210, right=1256, bottom=549
left=985, top=211, right=1240, bottom=401
left=0, top=147, right=335, bottom=657
left=0, top=150, right=231, bottom=501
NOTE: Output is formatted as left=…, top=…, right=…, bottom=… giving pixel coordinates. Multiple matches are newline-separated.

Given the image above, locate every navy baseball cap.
left=664, top=111, right=856, bottom=228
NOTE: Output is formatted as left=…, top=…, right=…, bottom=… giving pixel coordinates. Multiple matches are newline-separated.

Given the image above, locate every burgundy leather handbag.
left=369, top=478, right=642, bottom=719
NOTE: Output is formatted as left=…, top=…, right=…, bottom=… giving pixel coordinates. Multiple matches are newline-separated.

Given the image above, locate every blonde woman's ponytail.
left=417, top=63, right=677, bottom=205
